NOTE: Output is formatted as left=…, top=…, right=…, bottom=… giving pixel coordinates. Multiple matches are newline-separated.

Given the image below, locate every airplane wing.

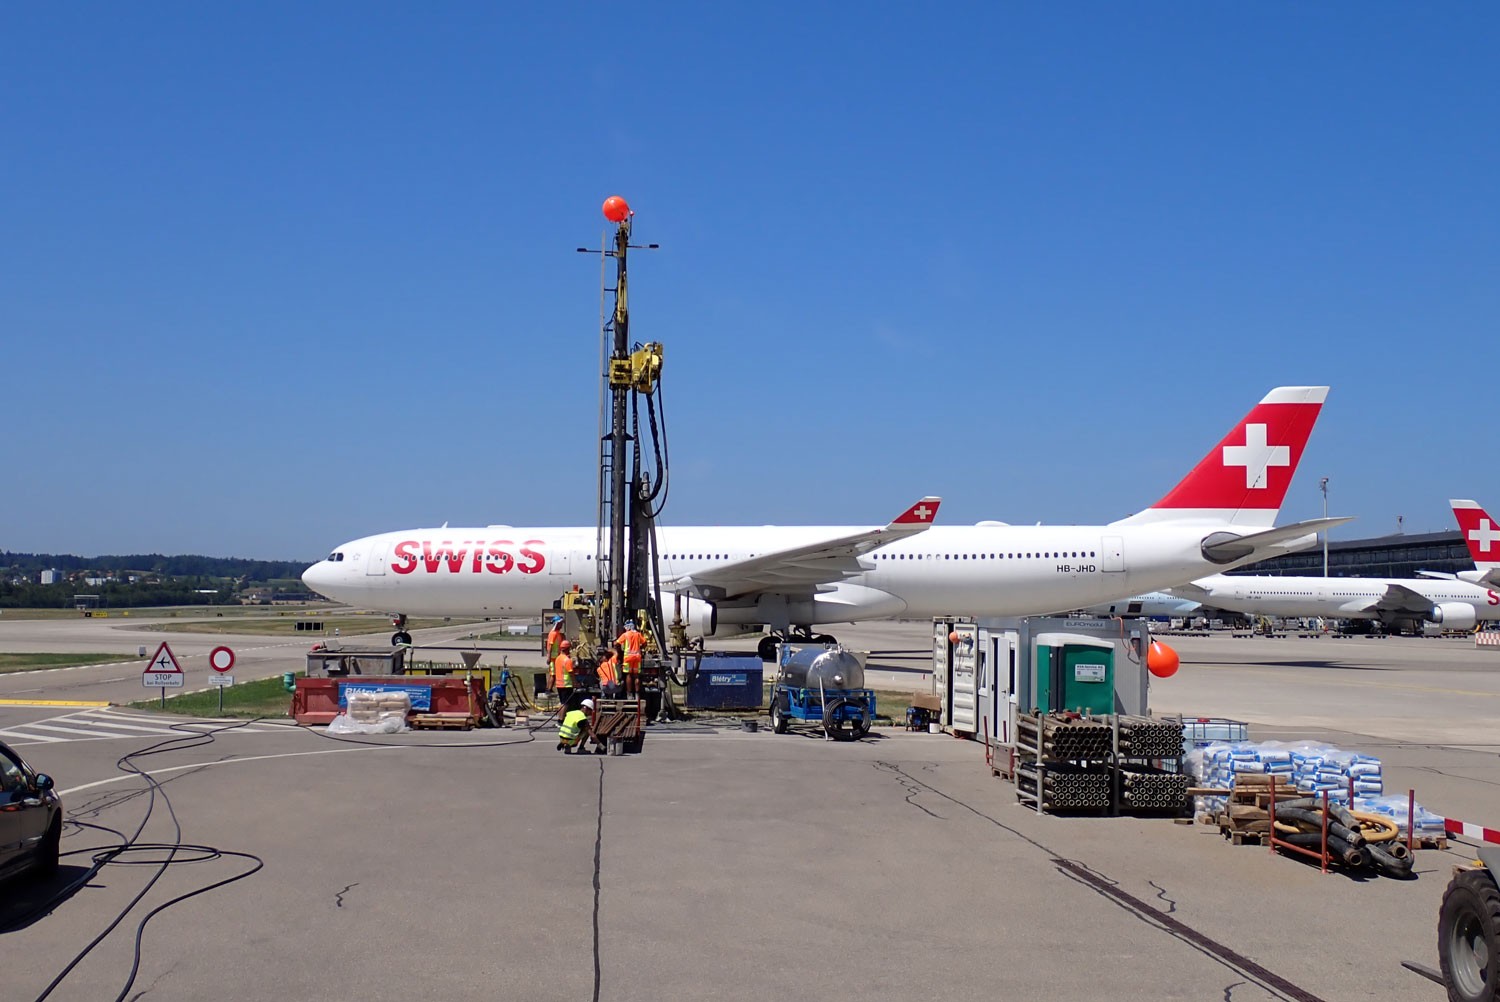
left=1164, top=580, right=1216, bottom=601
left=1199, top=517, right=1355, bottom=564
left=671, top=497, right=940, bottom=599
left=1358, top=583, right=1438, bottom=617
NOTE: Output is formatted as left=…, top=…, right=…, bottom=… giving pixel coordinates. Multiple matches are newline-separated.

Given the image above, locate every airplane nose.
left=302, top=562, right=329, bottom=596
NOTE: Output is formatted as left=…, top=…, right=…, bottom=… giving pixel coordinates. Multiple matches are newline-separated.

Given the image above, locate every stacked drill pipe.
left=1017, top=762, right=1112, bottom=810
left=1270, top=796, right=1414, bottom=878
left=1115, top=715, right=1186, bottom=758
left=1017, top=713, right=1113, bottom=761
left=1117, top=766, right=1190, bottom=811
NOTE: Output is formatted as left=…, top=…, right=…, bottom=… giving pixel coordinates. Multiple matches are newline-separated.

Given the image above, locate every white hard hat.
left=581, top=698, right=595, bottom=709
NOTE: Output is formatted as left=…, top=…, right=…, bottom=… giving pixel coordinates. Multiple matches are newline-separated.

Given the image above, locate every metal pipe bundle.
left=1115, top=715, right=1186, bottom=758
left=1117, top=767, right=1189, bottom=810
left=1018, top=714, right=1113, bottom=761
left=1017, top=763, right=1111, bottom=809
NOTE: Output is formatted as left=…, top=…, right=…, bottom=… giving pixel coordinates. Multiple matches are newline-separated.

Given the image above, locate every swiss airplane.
left=1166, top=572, right=1500, bottom=631
left=302, top=386, right=1344, bottom=652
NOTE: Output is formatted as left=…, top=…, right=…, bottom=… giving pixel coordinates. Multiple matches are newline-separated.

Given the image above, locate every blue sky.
left=3, top=4, right=1496, bottom=560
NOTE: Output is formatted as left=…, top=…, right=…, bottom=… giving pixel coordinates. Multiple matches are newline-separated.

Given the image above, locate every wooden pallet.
left=1412, top=834, right=1448, bottom=850
left=409, top=712, right=475, bottom=730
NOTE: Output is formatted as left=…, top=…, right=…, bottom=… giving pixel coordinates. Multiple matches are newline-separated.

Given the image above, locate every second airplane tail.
left=1113, top=386, right=1328, bottom=529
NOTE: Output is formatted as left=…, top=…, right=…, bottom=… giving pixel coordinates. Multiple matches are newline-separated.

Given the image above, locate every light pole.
left=1319, top=477, right=1329, bottom=577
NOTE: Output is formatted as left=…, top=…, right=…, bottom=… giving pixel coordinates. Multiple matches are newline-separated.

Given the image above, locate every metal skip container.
left=683, top=652, right=764, bottom=710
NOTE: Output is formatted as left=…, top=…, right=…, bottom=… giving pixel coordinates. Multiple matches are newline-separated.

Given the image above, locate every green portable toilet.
left=1033, top=633, right=1115, bottom=714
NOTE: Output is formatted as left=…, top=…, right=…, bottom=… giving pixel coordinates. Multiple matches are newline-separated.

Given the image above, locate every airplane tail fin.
left=1450, top=499, right=1500, bottom=569
left=1113, top=386, right=1328, bottom=528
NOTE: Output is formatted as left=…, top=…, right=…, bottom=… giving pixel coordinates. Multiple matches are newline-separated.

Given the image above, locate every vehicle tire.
left=814, top=634, right=837, bottom=645
left=757, top=635, right=779, bottom=661
left=771, top=703, right=789, bottom=734
left=482, top=698, right=502, bottom=729
left=822, top=697, right=858, bottom=741
left=1438, top=868, right=1500, bottom=1002
left=36, top=815, right=61, bottom=879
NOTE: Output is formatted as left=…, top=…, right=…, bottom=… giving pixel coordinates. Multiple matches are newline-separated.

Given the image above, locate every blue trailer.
left=770, top=646, right=875, bottom=740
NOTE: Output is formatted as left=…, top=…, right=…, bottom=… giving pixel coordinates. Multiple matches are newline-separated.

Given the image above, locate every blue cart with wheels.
left=769, top=645, right=875, bottom=740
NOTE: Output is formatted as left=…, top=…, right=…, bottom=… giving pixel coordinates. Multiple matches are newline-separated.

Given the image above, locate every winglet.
left=891, top=497, right=942, bottom=526
left=1451, top=499, right=1500, bottom=568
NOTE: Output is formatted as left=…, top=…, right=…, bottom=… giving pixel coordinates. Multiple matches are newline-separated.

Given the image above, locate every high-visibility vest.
left=546, top=628, right=563, bottom=663
left=597, top=655, right=618, bottom=687
left=558, top=709, right=589, bottom=741
left=618, top=629, right=644, bottom=656
left=553, top=653, right=574, bottom=687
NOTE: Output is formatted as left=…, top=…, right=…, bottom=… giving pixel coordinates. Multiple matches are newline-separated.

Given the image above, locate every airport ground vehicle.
left=0, top=739, right=62, bottom=884
left=768, top=646, right=874, bottom=740
left=1438, top=846, right=1500, bottom=1002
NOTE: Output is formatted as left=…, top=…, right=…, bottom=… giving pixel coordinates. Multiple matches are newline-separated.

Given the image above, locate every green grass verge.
left=0, top=652, right=137, bottom=674
left=150, top=615, right=475, bottom=637
left=130, top=674, right=297, bottom=719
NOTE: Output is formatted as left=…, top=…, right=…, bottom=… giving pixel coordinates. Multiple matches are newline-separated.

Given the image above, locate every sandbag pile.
left=328, top=690, right=411, bottom=735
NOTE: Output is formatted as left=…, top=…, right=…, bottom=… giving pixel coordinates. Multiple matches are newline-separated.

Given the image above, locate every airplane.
left=1166, top=571, right=1500, bottom=632
left=1076, top=592, right=1203, bottom=619
left=302, top=386, right=1345, bottom=659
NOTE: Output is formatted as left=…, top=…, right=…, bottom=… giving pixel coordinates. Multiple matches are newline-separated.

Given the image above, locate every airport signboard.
left=143, top=642, right=185, bottom=688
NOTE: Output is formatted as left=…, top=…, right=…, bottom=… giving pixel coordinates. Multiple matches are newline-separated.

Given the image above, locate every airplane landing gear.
left=758, top=629, right=839, bottom=661
left=391, top=614, right=412, bottom=647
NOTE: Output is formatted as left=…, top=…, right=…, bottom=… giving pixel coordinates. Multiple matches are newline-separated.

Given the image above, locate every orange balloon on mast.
left=602, top=195, right=631, bottom=222
left=1147, top=640, right=1180, bottom=679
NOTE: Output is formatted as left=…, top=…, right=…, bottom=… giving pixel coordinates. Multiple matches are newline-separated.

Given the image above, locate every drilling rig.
left=564, top=195, right=679, bottom=721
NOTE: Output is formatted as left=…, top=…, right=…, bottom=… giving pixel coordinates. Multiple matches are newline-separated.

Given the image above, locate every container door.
left=950, top=623, right=978, bottom=734
left=932, top=621, right=951, bottom=725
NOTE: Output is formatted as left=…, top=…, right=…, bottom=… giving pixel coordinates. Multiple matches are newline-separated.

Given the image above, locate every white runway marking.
left=0, top=708, right=282, bottom=747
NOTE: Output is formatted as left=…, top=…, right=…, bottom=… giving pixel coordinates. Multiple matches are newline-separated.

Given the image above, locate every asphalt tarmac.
left=3, top=613, right=1497, bottom=1001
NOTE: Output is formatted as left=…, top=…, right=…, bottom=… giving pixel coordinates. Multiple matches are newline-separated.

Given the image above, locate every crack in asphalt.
left=335, top=882, right=359, bottom=908
left=1148, top=879, right=1178, bottom=914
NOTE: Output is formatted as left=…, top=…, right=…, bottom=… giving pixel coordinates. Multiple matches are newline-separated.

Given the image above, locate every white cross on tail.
left=1222, top=423, right=1290, bottom=490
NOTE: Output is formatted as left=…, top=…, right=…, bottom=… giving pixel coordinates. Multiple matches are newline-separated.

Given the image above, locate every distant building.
left=1236, top=530, right=1470, bottom=579
left=40, top=568, right=63, bottom=585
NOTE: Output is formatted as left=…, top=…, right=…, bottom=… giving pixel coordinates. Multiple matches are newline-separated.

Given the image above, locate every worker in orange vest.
left=616, top=620, right=645, bottom=699
left=553, top=639, right=576, bottom=710
left=596, top=644, right=622, bottom=699
left=545, top=616, right=565, bottom=668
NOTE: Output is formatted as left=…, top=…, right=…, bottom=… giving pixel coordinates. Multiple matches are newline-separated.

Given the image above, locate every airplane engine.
left=1429, top=602, right=1477, bottom=630
left=662, top=593, right=718, bottom=638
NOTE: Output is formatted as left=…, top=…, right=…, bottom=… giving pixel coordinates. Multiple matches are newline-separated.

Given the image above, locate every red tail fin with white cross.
left=1451, top=499, right=1500, bottom=571
left=1113, top=387, right=1328, bottom=528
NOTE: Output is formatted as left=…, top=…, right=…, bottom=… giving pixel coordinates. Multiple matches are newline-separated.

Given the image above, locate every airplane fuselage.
left=305, top=522, right=1279, bottom=628
left=1187, top=574, right=1500, bottom=624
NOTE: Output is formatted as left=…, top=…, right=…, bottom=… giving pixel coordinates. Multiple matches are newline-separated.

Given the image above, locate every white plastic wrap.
left=327, top=690, right=411, bottom=734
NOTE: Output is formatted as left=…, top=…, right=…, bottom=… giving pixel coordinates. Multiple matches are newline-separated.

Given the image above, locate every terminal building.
left=1233, top=531, right=1472, bottom=580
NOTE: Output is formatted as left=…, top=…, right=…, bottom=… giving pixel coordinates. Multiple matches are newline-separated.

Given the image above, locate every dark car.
left=0, top=739, right=61, bottom=883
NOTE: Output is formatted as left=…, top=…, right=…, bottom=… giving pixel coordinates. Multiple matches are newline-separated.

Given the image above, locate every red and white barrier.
left=1444, top=817, right=1500, bottom=844
left=1476, top=631, right=1500, bottom=648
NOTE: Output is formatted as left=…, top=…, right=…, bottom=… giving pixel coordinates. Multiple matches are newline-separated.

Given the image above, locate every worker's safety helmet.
left=581, top=698, right=595, bottom=709
left=559, top=640, right=571, bottom=650
left=551, top=616, right=562, bottom=624
left=625, top=620, right=636, bottom=629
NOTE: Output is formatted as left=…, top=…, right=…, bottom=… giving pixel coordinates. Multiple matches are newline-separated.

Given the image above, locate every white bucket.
left=929, top=722, right=941, bottom=734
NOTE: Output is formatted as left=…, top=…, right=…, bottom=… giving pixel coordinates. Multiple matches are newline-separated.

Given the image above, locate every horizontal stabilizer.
left=1200, top=516, right=1355, bottom=566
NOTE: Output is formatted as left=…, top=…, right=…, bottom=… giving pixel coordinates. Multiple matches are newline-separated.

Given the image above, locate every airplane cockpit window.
left=327, top=552, right=345, bottom=562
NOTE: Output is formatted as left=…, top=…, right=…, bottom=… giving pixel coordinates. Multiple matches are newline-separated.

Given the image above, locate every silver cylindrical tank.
left=779, top=647, right=864, bottom=690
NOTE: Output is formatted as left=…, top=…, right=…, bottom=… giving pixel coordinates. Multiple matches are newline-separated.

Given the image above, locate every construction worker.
left=545, top=616, right=565, bottom=668
left=556, top=697, right=595, bottom=753
left=553, top=639, right=576, bottom=709
left=596, top=644, right=621, bottom=699
left=617, top=619, right=645, bottom=699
